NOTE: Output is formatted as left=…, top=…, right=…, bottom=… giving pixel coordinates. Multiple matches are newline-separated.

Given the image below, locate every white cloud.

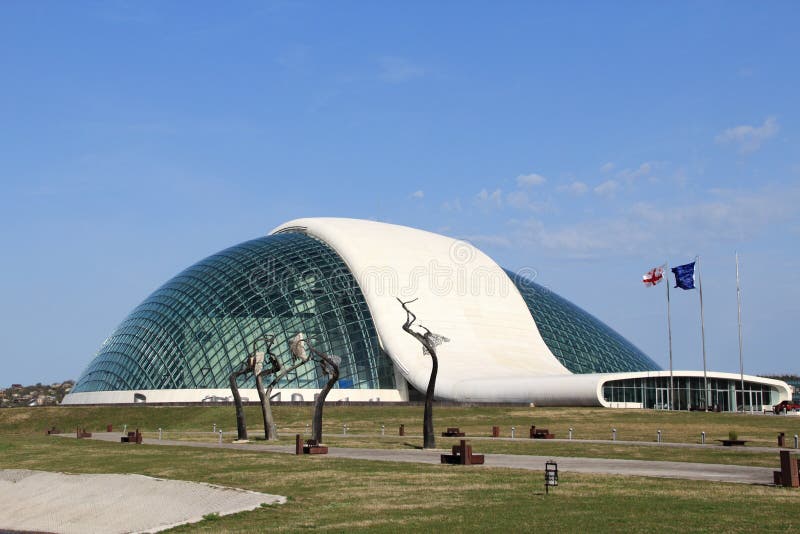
left=617, top=162, right=655, bottom=185
left=460, top=234, right=512, bottom=248
left=441, top=198, right=462, bottom=212
left=505, top=217, right=633, bottom=257
left=601, top=162, right=615, bottom=173
left=475, top=188, right=503, bottom=209
left=716, top=116, right=779, bottom=154
left=558, top=181, right=588, bottom=195
left=505, top=191, right=551, bottom=212
left=512, top=217, right=648, bottom=257
left=594, top=180, right=619, bottom=197
left=628, top=187, right=797, bottom=242
left=506, top=191, right=529, bottom=209
left=411, top=190, right=424, bottom=199
left=516, top=173, right=547, bottom=187
left=378, top=56, right=425, bottom=83
left=508, top=185, right=800, bottom=257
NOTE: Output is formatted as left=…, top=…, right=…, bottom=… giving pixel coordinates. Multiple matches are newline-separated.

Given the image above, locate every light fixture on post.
left=544, top=461, right=558, bottom=494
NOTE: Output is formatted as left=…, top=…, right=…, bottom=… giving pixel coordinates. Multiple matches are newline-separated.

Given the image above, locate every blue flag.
left=672, top=262, right=696, bottom=290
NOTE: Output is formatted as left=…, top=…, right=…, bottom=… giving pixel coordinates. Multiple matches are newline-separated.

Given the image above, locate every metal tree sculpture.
left=397, top=297, right=444, bottom=449
left=229, top=352, right=256, bottom=441
left=252, top=335, right=310, bottom=441
left=293, top=333, right=341, bottom=444
left=241, top=335, right=305, bottom=440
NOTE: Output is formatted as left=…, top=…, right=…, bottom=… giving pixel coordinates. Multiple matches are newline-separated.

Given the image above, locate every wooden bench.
left=529, top=425, right=554, bottom=439
left=717, top=439, right=748, bottom=447
left=120, top=429, right=142, bottom=444
left=442, top=427, right=466, bottom=437
left=76, top=427, right=92, bottom=439
left=441, top=440, right=484, bottom=465
left=303, top=439, right=328, bottom=455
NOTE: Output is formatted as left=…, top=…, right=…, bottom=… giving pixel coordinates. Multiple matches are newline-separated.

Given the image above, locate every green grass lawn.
left=1, top=434, right=798, bottom=532
left=9, top=404, right=800, bottom=445
left=1, top=405, right=799, bottom=532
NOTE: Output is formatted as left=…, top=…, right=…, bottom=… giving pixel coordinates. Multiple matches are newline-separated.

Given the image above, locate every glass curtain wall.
left=603, top=376, right=774, bottom=411
left=508, top=270, right=660, bottom=374
left=73, top=232, right=395, bottom=393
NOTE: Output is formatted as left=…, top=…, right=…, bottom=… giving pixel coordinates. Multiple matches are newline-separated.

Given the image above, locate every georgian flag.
left=642, top=266, right=664, bottom=287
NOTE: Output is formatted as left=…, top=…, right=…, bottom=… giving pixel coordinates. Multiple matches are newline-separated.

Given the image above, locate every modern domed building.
left=63, top=218, right=790, bottom=409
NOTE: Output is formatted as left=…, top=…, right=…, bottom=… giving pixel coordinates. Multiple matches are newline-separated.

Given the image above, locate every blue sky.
left=1, top=1, right=799, bottom=386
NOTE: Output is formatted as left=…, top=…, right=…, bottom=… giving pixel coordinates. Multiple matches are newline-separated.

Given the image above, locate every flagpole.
left=665, top=261, right=674, bottom=410
left=736, top=252, right=745, bottom=412
left=697, top=255, right=709, bottom=411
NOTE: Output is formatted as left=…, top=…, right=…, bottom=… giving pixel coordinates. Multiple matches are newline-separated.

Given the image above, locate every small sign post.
left=545, top=460, right=558, bottom=494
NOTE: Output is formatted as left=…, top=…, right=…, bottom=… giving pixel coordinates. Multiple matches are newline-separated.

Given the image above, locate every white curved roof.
left=270, top=217, right=569, bottom=399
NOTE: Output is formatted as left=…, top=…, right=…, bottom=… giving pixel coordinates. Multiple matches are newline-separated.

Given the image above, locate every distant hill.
left=0, top=381, right=75, bottom=407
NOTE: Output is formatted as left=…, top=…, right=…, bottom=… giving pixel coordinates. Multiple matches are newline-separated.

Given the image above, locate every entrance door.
left=655, top=388, right=669, bottom=410
left=715, top=389, right=730, bottom=412
left=752, top=390, right=762, bottom=412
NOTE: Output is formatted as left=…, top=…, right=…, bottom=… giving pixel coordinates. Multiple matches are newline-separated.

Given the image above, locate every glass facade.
left=603, top=376, right=774, bottom=411
left=508, top=270, right=660, bottom=374
left=73, top=232, right=395, bottom=393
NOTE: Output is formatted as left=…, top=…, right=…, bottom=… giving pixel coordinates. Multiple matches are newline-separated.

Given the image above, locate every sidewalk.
left=0, top=468, right=285, bottom=534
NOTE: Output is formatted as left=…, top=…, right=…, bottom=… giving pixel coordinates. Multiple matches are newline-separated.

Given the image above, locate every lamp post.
left=544, top=461, right=558, bottom=494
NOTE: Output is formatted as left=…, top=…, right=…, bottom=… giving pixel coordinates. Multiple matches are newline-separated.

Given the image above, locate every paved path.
left=314, top=432, right=797, bottom=454
left=127, top=429, right=797, bottom=453
left=0, top=469, right=285, bottom=534
left=80, top=433, right=776, bottom=485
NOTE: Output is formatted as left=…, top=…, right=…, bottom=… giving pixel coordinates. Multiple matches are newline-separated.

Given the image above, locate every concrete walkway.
left=116, top=429, right=797, bottom=453
left=79, top=433, right=777, bottom=485
left=0, top=469, right=285, bottom=534
left=313, top=431, right=797, bottom=454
